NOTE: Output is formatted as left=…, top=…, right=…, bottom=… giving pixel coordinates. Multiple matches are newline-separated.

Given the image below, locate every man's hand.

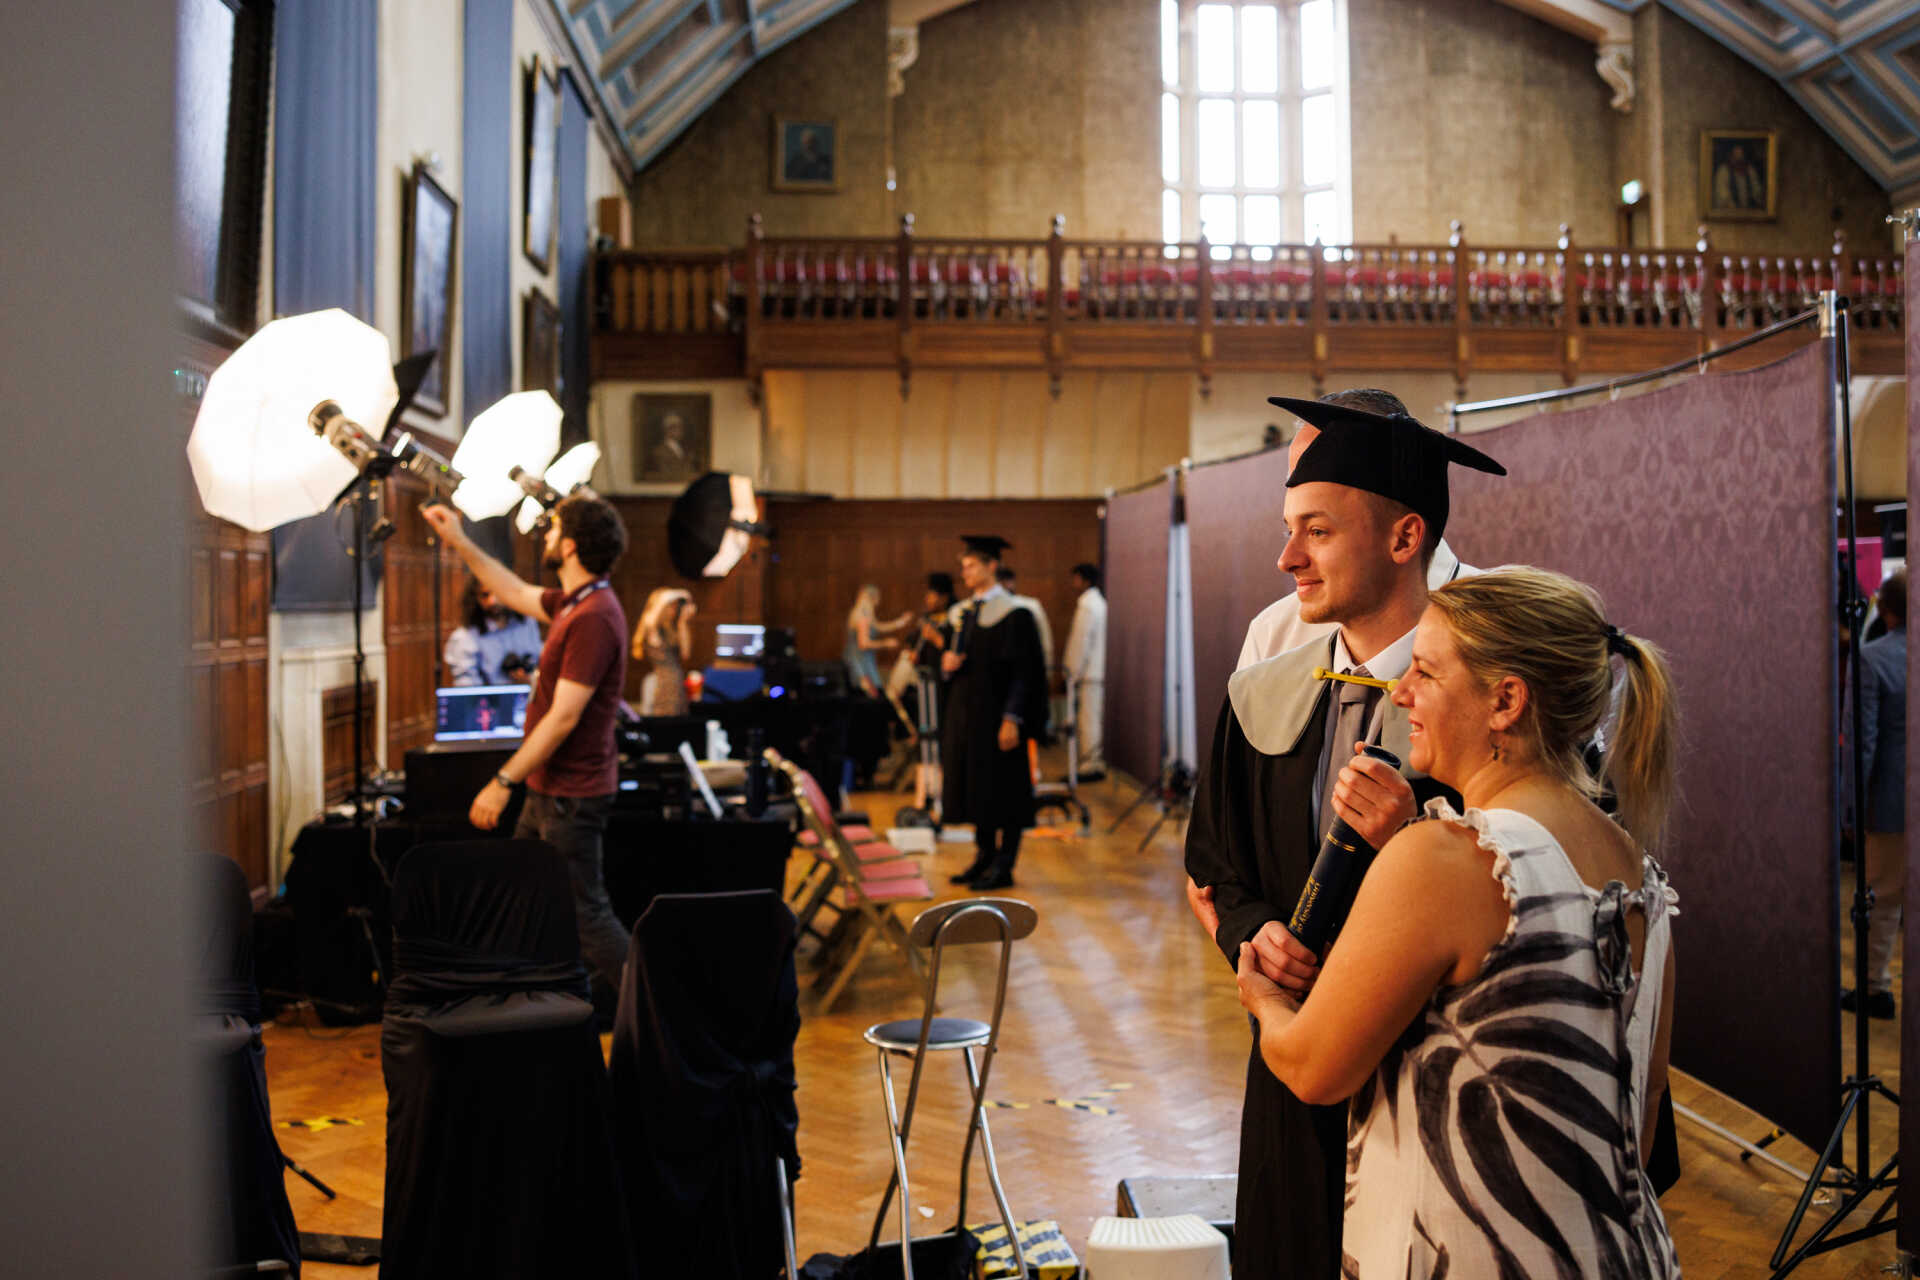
left=1248, top=919, right=1321, bottom=996
left=1330, top=743, right=1418, bottom=850
left=469, top=779, right=510, bottom=830
left=421, top=502, right=468, bottom=548
left=997, top=718, right=1020, bottom=752
left=1185, top=876, right=1220, bottom=937
left=941, top=650, right=964, bottom=674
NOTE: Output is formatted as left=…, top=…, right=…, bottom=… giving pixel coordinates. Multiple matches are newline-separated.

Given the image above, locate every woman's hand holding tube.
left=1331, top=743, right=1417, bottom=851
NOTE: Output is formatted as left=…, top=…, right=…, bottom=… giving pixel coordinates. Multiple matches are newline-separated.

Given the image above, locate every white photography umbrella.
left=514, top=441, right=603, bottom=533
left=448, top=391, right=562, bottom=520
left=186, top=309, right=399, bottom=531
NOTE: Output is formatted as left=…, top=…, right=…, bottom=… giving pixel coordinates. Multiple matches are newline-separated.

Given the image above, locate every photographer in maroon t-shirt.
left=423, top=493, right=633, bottom=993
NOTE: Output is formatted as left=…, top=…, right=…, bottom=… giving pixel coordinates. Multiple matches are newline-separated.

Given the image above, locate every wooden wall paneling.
left=991, top=372, right=1047, bottom=498
left=764, top=498, right=1101, bottom=670
left=801, top=372, right=858, bottom=497
left=1142, top=373, right=1194, bottom=477
left=945, top=375, right=1001, bottom=497
left=1089, top=373, right=1150, bottom=495
left=763, top=370, right=808, bottom=493
left=188, top=502, right=273, bottom=889
left=1041, top=372, right=1097, bottom=496
left=899, top=371, right=953, bottom=496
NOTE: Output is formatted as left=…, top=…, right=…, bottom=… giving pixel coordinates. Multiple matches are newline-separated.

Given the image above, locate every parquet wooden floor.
left=269, top=768, right=1903, bottom=1278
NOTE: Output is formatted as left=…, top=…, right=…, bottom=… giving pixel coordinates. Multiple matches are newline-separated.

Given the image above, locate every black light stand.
left=1768, top=293, right=1900, bottom=1277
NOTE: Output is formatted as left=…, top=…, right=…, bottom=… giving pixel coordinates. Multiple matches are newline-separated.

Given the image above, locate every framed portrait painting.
left=1700, top=129, right=1777, bottom=221
left=632, top=392, right=712, bottom=485
left=524, top=56, right=560, bottom=271
left=402, top=162, right=458, bottom=418
left=522, top=288, right=560, bottom=399
left=771, top=117, right=839, bottom=192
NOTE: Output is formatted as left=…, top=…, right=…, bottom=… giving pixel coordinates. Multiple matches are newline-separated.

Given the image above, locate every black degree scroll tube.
left=1287, top=743, right=1403, bottom=958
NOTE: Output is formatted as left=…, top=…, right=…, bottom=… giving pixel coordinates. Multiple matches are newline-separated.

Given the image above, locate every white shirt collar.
left=1333, top=623, right=1417, bottom=681
left=976, top=584, right=1008, bottom=602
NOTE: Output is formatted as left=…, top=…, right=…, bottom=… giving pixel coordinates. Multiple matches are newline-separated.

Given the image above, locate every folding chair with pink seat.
left=765, top=748, right=933, bottom=1011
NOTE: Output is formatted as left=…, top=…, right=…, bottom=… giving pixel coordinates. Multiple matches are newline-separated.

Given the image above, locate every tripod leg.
left=1107, top=781, right=1157, bottom=834
left=1769, top=1086, right=1862, bottom=1272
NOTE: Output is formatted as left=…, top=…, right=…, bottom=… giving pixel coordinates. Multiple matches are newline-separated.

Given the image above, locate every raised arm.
left=421, top=504, right=550, bottom=624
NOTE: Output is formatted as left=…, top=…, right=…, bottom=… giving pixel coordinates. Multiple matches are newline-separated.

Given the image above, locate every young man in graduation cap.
left=940, top=535, right=1050, bottom=890
left=1183, top=398, right=1504, bottom=1280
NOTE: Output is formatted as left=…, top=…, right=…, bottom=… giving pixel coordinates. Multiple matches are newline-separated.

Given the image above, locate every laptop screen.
left=714, top=624, right=765, bottom=659
left=435, top=684, right=531, bottom=742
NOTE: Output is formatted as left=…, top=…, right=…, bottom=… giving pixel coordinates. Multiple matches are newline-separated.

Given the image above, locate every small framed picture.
left=522, top=288, right=560, bottom=399
left=524, top=55, right=561, bottom=270
left=633, top=392, right=712, bottom=485
left=771, top=117, right=839, bottom=192
left=402, top=162, right=459, bottom=418
left=1700, top=129, right=1777, bottom=222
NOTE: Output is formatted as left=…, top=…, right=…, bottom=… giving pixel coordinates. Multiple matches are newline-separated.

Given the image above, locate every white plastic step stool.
left=1085, top=1214, right=1229, bottom=1280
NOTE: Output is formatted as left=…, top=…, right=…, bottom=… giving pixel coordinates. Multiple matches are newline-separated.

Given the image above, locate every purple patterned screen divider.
left=1901, top=240, right=1918, bottom=1254
left=1187, top=448, right=1294, bottom=757
left=1447, top=340, right=1840, bottom=1149
left=1103, top=481, right=1172, bottom=789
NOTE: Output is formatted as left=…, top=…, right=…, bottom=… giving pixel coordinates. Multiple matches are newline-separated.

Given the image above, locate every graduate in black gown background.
left=1183, top=399, right=1504, bottom=1279
left=941, top=535, right=1049, bottom=891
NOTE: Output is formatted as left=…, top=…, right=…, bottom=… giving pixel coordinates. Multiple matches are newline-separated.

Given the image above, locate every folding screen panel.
left=1185, top=447, right=1293, bottom=759
left=1104, top=481, right=1173, bottom=789
left=1447, top=342, right=1839, bottom=1148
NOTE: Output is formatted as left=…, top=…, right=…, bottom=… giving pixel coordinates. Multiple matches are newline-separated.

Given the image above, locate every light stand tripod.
left=1107, top=760, right=1194, bottom=852
left=333, top=458, right=401, bottom=1011
left=1768, top=294, right=1899, bottom=1277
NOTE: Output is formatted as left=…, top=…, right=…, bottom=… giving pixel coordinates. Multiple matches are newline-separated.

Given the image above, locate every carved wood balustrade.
left=591, top=216, right=1904, bottom=394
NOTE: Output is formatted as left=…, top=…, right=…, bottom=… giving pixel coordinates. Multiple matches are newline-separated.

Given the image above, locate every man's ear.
left=1390, top=512, right=1427, bottom=567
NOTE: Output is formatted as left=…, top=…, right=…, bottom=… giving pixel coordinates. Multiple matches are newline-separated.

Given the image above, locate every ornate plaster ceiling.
left=539, top=0, right=863, bottom=178
left=1541, top=0, right=1920, bottom=194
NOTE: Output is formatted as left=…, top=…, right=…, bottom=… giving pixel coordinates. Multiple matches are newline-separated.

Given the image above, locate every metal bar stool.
left=866, top=897, right=1039, bottom=1280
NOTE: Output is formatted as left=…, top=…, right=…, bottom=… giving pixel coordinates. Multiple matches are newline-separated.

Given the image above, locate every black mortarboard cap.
left=960, top=534, right=1013, bottom=559
left=1271, top=396, right=1505, bottom=539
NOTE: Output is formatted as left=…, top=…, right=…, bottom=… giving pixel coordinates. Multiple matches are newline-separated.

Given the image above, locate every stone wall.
left=1639, top=6, right=1891, bottom=256
left=1347, top=0, right=1620, bottom=246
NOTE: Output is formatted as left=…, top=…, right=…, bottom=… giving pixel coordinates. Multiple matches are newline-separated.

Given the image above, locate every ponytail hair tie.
left=1602, top=624, right=1633, bottom=658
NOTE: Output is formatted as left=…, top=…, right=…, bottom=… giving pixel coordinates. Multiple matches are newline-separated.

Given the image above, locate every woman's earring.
left=1489, top=733, right=1502, bottom=763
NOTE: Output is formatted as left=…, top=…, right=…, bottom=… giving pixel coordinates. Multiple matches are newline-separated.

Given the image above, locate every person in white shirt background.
left=1062, top=561, right=1107, bottom=778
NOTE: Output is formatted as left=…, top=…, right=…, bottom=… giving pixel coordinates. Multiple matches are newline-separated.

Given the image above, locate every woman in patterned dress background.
left=1236, top=566, right=1682, bottom=1278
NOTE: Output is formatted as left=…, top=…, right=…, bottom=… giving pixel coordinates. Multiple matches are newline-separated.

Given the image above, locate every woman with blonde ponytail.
left=1235, top=566, right=1682, bottom=1279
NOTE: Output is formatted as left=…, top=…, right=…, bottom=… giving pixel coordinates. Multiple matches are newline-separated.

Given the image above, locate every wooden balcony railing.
left=592, top=216, right=1904, bottom=392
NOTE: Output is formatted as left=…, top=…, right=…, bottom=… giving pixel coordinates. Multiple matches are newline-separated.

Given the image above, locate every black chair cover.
left=379, top=840, right=636, bottom=1280
left=195, top=853, right=302, bottom=1276
left=610, top=890, right=801, bottom=1278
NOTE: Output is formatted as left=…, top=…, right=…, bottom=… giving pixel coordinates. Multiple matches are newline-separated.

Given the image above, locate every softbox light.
left=514, top=441, right=602, bottom=534
left=668, top=472, right=764, bottom=578
left=448, top=391, right=562, bottom=520
left=186, top=309, right=399, bottom=532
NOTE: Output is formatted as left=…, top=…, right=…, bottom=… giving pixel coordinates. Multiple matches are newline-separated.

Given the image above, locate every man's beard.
left=543, top=549, right=564, bottom=570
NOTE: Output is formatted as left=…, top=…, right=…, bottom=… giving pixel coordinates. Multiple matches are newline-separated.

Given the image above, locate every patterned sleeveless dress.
left=1342, top=800, right=1681, bottom=1279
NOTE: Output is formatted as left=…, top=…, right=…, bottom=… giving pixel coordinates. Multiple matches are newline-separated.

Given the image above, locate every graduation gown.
left=1183, top=636, right=1452, bottom=1280
left=941, top=594, right=1048, bottom=830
